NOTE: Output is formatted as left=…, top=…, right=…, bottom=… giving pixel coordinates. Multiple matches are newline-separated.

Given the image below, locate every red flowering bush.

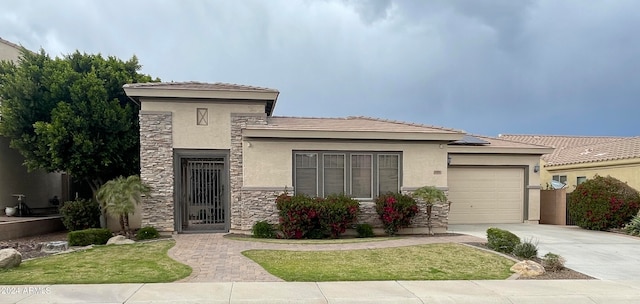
left=276, top=193, right=359, bottom=239
left=375, top=192, right=419, bottom=235
left=568, top=175, right=640, bottom=230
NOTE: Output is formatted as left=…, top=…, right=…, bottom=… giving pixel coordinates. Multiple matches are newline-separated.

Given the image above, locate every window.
left=294, top=151, right=401, bottom=199
left=294, top=153, right=318, bottom=196
left=577, top=176, right=587, bottom=185
left=552, top=175, right=567, bottom=185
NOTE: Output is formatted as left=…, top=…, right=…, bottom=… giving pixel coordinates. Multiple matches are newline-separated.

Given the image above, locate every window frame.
left=292, top=151, right=402, bottom=200
left=552, top=175, right=567, bottom=185
left=577, top=176, right=587, bottom=185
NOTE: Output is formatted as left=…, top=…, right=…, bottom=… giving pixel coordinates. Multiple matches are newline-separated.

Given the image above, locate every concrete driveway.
left=449, top=224, right=640, bottom=280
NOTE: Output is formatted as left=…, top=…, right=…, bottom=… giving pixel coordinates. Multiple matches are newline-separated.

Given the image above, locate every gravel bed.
left=0, top=231, right=69, bottom=260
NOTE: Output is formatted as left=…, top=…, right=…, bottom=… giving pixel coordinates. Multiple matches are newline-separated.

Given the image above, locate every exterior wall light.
left=534, top=164, right=540, bottom=173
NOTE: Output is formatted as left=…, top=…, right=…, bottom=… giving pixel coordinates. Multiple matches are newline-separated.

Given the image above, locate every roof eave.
left=545, top=157, right=640, bottom=170
left=448, top=146, right=555, bottom=155
left=242, top=129, right=464, bottom=141
left=123, top=87, right=279, bottom=115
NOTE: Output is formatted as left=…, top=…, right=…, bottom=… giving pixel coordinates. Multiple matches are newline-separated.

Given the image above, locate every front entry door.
left=179, top=158, right=228, bottom=232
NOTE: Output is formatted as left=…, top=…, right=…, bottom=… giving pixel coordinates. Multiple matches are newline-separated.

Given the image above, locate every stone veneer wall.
left=139, top=111, right=174, bottom=232
left=229, top=114, right=268, bottom=231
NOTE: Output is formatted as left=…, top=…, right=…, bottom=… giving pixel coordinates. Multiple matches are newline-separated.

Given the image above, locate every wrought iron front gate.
left=180, top=158, right=227, bottom=231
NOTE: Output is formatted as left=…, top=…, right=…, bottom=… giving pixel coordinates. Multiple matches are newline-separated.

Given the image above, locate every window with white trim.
left=552, top=175, right=567, bottom=185
left=294, top=151, right=401, bottom=199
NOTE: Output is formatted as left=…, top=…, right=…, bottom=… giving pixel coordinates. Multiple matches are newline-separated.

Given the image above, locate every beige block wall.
left=242, top=140, right=448, bottom=189
left=0, top=41, right=21, bottom=63
left=545, top=159, right=640, bottom=193
left=0, top=137, right=62, bottom=210
left=141, top=99, right=265, bottom=149
left=448, top=153, right=542, bottom=222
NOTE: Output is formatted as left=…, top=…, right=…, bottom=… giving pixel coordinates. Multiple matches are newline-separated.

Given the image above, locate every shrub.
left=542, top=252, right=566, bottom=272
left=624, top=214, right=640, bottom=236
left=512, top=239, right=538, bottom=259
left=568, top=175, right=640, bottom=231
left=375, top=192, right=419, bottom=235
left=355, top=223, right=375, bottom=238
left=276, top=193, right=359, bottom=239
left=68, top=228, right=112, bottom=246
left=252, top=221, right=276, bottom=238
left=136, top=226, right=160, bottom=240
left=59, top=199, right=101, bottom=231
left=486, top=228, right=521, bottom=254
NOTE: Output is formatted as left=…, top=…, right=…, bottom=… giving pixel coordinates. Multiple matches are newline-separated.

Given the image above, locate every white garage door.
left=448, top=167, right=524, bottom=224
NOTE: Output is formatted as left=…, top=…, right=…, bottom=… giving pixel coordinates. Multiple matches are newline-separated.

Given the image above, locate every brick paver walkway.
left=167, top=233, right=484, bottom=282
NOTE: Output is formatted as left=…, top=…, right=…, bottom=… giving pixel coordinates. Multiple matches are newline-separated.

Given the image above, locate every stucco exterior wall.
left=545, top=159, right=640, bottom=193
left=0, top=41, right=21, bottom=63
left=242, top=140, right=448, bottom=189
left=141, top=99, right=264, bottom=149
left=448, top=153, right=542, bottom=223
left=0, top=137, right=62, bottom=210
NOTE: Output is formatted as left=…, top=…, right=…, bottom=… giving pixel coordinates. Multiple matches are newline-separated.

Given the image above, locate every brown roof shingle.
left=123, top=81, right=279, bottom=93
left=246, top=116, right=463, bottom=134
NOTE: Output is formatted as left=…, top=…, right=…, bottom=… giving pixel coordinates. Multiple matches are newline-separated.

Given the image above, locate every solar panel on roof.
left=449, top=135, right=490, bottom=145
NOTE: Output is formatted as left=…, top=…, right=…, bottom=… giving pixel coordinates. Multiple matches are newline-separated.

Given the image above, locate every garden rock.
left=40, top=241, right=69, bottom=253
left=0, top=248, right=22, bottom=269
left=107, top=235, right=135, bottom=245
left=510, top=260, right=545, bottom=278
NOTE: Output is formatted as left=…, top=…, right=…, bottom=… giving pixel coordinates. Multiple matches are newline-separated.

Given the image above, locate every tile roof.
left=463, top=134, right=553, bottom=149
left=123, top=81, right=279, bottom=93
left=544, top=137, right=640, bottom=167
left=246, top=116, right=463, bottom=134
left=498, top=134, right=625, bottom=162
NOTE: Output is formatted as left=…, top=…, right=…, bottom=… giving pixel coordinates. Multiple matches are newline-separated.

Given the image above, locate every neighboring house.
left=499, top=134, right=640, bottom=193
left=124, top=82, right=552, bottom=234
left=0, top=37, right=65, bottom=213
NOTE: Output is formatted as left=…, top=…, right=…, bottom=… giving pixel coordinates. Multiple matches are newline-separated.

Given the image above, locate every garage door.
left=448, top=167, right=524, bottom=224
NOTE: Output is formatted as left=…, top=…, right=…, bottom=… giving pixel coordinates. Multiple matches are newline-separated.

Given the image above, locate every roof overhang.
left=545, top=157, right=640, bottom=171
left=242, top=129, right=465, bottom=141
left=448, top=145, right=555, bottom=155
left=123, top=86, right=279, bottom=115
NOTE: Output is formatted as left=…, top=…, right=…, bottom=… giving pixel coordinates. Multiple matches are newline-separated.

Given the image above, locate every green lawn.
left=0, top=240, right=192, bottom=284
left=243, top=243, right=515, bottom=281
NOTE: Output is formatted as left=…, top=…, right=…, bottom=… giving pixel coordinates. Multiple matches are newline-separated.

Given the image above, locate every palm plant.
left=412, top=186, right=447, bottom=234
left=96, top=175, right=151, bottom=235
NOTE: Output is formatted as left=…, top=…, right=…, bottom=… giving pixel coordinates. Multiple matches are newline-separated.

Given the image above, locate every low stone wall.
left=232, top=196, right=450, bottom=235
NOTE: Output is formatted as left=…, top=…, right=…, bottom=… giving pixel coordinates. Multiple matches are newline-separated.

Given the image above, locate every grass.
left=0, top=240, right=192, bottom=284
left=226, top=235, right=397, bottom=244
left=242, top=243, right=514, bottom=281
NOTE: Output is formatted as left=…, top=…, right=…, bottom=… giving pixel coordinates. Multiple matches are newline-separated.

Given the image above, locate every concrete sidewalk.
left=2, top=280, right=640, bottom=303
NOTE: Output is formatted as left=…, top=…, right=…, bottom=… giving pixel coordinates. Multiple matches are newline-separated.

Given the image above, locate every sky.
left=1, top=0, right=639, bottom=137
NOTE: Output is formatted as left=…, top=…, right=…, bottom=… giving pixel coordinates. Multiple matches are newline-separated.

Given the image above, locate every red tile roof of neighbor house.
left=464, top=134, right=553, bottom=149
left=247, top=116, right=464, bottom=134
left=123, top=81, right=279, bottom=93
left=499, top=134, right=639, bottom=166
left=544, top=137, right=640, bottom=167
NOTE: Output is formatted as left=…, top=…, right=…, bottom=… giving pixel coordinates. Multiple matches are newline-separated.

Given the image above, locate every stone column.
left=139, top=111, right=174, bottom=232
left=229, top=113, right=268, bottom=232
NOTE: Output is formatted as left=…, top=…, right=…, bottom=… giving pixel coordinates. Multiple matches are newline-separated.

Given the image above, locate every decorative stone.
left=106, top=235, right=135, bottom=245
left=0, top=248, right=22, bottom=269
left=510, top=260, right=545, bottom=277
left=40, top=241, right=69, bottom=253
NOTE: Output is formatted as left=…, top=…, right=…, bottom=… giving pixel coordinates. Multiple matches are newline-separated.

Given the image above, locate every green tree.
left=96, top=175, right=151, bottom=234
left=0, top=48, right=158, bottom=193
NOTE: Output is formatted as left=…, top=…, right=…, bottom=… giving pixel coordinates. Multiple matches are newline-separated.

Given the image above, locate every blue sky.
left=1, top=0, right=638, bottom=136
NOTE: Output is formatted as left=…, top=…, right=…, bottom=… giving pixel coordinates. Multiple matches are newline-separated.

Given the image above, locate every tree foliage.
left=0, top=48, right=158, bottom=192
